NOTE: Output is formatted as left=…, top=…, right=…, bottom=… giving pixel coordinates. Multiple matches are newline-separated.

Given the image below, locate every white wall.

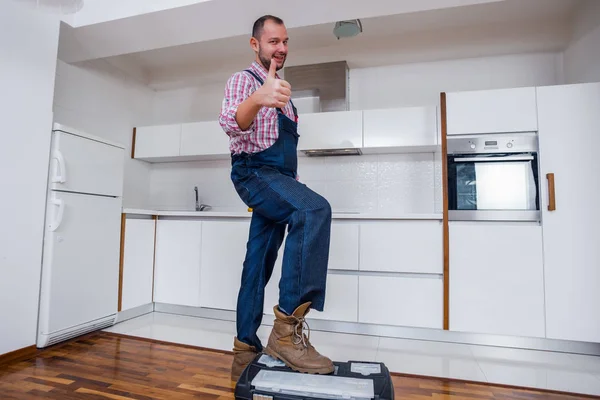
left=0, top=3, right=60, bottom=355
left=147, top=52, right=562, bottom=214
left=53, top=60, right=156, bottom=208
left=349, top=52, right=563, bottom=110
left=563, top=0, right=600, bottom=84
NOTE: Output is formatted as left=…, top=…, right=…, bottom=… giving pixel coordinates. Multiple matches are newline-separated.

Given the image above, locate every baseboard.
left=115, top=303, right=154, bottom=324
left=0, top=345, right=38, bottom=366
left=153, top=303, right=600, bottom=356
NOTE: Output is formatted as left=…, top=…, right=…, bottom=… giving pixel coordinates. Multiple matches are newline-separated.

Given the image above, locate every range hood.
left=284, top=61, right=349, bottom=113
left=284, top=61, right=359, bottom=157
left=303, top=148, right=362, bottom=157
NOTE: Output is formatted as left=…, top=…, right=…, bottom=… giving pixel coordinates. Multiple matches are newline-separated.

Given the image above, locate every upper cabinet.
left=363, top=106, right=438, bottom=149
left=133, top=107, right=441, bottom=162
left=297, top=110, right=363, bottom=151
left=134, top=121, right=230, bottom=162
left=446, top=87, right=538, bottom=135
left=134, top=124, right=181, bottom=159
left=180, top=121, right=230, bottom=157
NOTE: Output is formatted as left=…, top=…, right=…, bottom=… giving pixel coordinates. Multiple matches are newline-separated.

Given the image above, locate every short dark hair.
left=252, top=15, right=284, bottom=39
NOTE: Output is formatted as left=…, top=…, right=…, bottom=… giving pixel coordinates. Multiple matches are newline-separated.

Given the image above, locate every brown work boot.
left=264, top=302, right=334, bottom=374
left=231, top=337, right=258, bottom=381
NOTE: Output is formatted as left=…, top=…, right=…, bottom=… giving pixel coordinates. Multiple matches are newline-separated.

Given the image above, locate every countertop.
left=122, top=208, right=443, bottom=220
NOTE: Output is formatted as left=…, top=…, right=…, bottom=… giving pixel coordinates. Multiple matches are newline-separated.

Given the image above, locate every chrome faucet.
left=194, top=186, right=210, bottom=211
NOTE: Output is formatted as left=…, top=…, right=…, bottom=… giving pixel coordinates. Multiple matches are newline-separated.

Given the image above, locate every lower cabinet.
left=199, top=220, right=250, bottom=311
left=264, top=260, right=359, bottom=323
left=449, top=221, right=546, bottom=338
left=358, top=275, right=443, bottom=329
left=360, top=221, right=442, bottom=274
left=153, top=220, right=202, bottom=307
left=121, top=217, right=155, bottom=311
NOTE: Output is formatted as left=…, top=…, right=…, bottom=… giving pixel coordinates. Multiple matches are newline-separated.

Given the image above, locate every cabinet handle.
left=547, top=173, right=556, bottom=211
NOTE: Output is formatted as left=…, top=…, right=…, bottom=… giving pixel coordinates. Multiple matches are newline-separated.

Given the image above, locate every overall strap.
left=243, top=69, right=295, bottom=116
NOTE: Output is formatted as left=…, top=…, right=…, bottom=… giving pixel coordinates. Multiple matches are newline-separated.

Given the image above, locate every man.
left=219, top=15, right=334, bottom=377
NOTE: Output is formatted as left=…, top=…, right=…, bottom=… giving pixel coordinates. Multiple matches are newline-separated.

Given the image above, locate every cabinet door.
left=121, top=218, right=156, bottom=311
left=297, top=111, right=363, bottom=150
left=134, top=124, right=181, bottom=158
left=264, top=262, right=359, bottom=323
left=199, top=220, right=250, bottom=311
left=309, top=274, right=358, bottom=323
left=329, top=222, right=359, bottom=271
left=359, top=276, right=442, bottom=329
left=360, top=221, right=442, bottom=274
left=537, top=83, right=600, bottom=343
left=363, top=106, right=437, bottom=148
left=180, top=121, right=230, bottom=156
left=153, top=220, right=202, bottom=306
left=446, top=87, right=538, bottom=135
left=449, top=221, right=545, bottom=338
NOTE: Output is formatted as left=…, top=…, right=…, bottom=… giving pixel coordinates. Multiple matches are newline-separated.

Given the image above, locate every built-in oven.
left=447, top=132, right=540, bottom=221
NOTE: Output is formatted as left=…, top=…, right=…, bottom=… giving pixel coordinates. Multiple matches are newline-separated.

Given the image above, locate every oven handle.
left=454, top=155, right=534, bottom=162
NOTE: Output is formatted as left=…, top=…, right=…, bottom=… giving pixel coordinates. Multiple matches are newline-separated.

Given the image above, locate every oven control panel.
left=447, top=132, right=538, bottom=154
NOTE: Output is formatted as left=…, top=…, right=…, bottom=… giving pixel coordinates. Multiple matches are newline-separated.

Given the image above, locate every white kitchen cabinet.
left=134, top=124, right=181, bottom=159
left=363, top=106, right=438, bottom=148
left=180, top=120, right=230, bottom=156
left=537, top=82, right=600, bottom=343
left=121, top=218, right=156, bottom=311
left=446, top=87, right=538, bottom=135
left=358, top=276, right=443, bottom=329
left=329, top=222, right=359, bottom=271
left=264, top=259, right=359, bottom=323
left=153, top=220, right=202, bottom=306
left=449, top=221, right=545, bottom=338
left=360, top=221, right=442, bottom=274
left=309, top=274, right=358, bottom=323
left=199, top=220, right=250, bottom=311
left=297, top=110, right=363, bottom=151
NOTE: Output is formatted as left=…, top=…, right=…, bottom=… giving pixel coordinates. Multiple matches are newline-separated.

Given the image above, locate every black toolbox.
left=234, top=353, right=394, bottom=400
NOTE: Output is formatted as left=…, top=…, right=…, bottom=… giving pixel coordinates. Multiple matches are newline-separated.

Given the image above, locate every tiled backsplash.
left=149, top=153, right=443, bottom=214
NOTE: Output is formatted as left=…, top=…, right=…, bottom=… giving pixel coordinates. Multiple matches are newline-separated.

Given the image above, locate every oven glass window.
left=454, top=160, right=538, bottom=211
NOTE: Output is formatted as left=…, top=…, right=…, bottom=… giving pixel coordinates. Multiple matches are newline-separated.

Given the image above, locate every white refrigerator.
left=37, top=123, right=125, bottom=348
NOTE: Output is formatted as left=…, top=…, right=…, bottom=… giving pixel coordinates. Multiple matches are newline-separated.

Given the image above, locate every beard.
left=258, top=46, right=286, bottom=71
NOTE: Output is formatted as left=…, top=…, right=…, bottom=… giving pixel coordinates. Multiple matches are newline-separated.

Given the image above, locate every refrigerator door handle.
left=49, top=197, right=65, bottom=232
left=51, top=150, right=66, bottom=183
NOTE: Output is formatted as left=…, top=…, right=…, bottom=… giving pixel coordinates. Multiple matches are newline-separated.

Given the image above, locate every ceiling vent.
left=333, top=19, right=363, bottom=40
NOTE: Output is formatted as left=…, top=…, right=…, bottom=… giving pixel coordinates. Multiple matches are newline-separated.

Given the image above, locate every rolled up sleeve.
left=219, top=72, right=255, bottom=137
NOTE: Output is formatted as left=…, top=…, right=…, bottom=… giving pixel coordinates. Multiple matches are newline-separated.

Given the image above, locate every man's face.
left=254, top=20, right=288, bottom=71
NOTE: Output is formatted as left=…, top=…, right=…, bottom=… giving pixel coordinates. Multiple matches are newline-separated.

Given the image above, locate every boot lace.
left=292, top=316, right=311, bottom=348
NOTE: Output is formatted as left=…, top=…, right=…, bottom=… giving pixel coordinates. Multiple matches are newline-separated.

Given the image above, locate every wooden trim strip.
left=0, top=345, right=37, bottom=366
left=118, top=213, right=126, bottom=312
left=131, top=127, right=137, bottom=159
left=151, top=215, right=158, bottom=302
left=440, top=92, right=450, bottom=330
left=547, top=173, right=556, bottom=211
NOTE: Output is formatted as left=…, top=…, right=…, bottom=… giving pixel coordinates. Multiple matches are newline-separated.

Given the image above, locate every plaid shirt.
left=219, top=61, right=296, bottom=155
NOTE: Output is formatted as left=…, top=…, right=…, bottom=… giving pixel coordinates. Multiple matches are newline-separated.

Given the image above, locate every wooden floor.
left=0, top=332, right=597, bottom=399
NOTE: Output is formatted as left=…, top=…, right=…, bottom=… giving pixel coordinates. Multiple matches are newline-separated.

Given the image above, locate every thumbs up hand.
left=254, top=58, right=292, bottom=108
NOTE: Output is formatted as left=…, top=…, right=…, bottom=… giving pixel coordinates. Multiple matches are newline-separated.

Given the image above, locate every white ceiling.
left=66, top=0, right=581, bottom=91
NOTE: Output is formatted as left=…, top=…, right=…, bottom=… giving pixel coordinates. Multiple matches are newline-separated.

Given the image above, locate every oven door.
left=447, top=153, right=540, bottom=221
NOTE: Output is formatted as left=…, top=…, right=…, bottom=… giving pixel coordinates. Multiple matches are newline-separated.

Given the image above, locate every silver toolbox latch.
left=253, top=394, right=274, bottom=400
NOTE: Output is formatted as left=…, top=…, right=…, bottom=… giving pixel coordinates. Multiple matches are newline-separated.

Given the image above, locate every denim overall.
left=230, top=69, right=332, bottom=352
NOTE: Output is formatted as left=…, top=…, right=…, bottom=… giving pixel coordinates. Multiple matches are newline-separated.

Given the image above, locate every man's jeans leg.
left=236, top=211, right=286, bottom=352
left=233, top=166, right=332, bottom=319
